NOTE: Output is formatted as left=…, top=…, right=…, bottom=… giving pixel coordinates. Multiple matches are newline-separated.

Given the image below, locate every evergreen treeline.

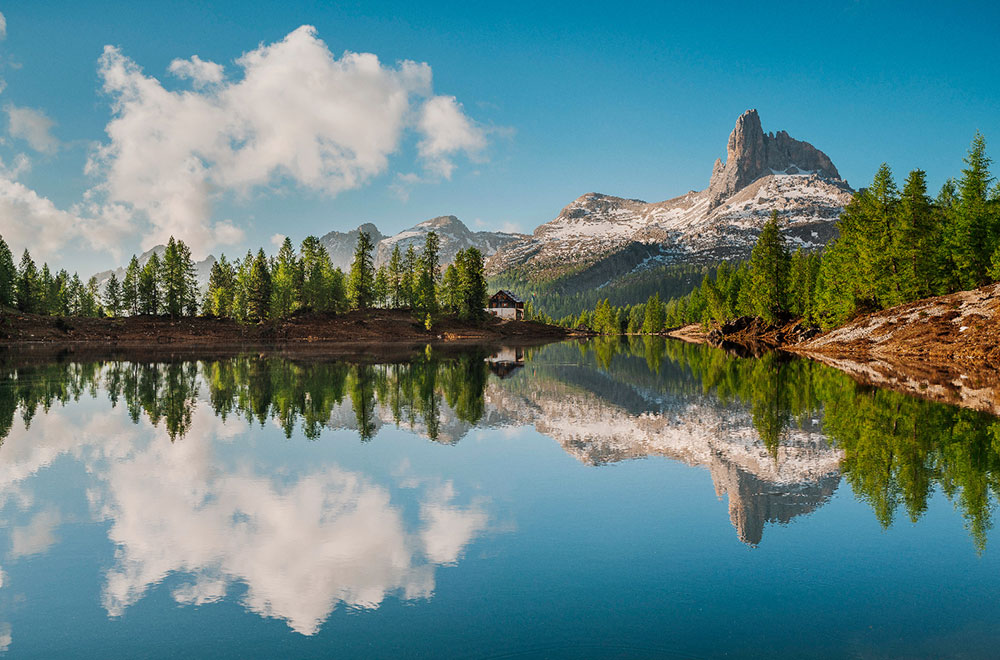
left=0, top=230, right=490, bottom=324
left=562, top=134, right=1000, bottom=333
left=0, top=352, right=495, bottom=443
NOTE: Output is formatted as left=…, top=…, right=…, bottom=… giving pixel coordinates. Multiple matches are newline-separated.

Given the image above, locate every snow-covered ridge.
left=486, top=110, right=854, bottom=279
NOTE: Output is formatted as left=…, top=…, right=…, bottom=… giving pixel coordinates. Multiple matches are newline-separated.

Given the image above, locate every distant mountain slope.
left=487, top=109, right=853, bottom=296
left=321, top=215, right=524, bottom=271
left=93, top=245, right=216, bottom=290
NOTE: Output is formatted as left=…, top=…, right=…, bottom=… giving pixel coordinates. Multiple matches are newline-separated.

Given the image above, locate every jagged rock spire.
left=707, top=109, right=841, bottom=209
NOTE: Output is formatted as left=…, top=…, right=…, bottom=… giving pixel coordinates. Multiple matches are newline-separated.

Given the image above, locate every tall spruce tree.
left=205, top=255, right=236, bottom=317
left=414, top=231, right=440, bottom=314
left=747, top=211, right=791, bottom=323
left=348, top=231, right=376, bottom=310
left=271, top=236, right=299, bottom=318
left=15, top=250, right=38, bottom=313
left=247, top=249, right=272, bottom=322
left=122, top=255, right=141, bottom=316
left=387, top=244, right=404, bottom=307
left=0, top=236, right=15, bottom=308
left=104, top=274, right=123, bottom=317
left=138, top=253, right=161, bottom=315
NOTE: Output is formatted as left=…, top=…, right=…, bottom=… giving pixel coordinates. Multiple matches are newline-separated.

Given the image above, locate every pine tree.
left=104, top=273, right=123, bottom=317
left=401, top=244, right=417, bottom=308
left=950, top=132, right=996, bottom=287
left=440, top=263, right=461, bottom=312
left=15, top=249, right=38, bottom=313
left=747, top=211, right=791, bottom=323
left=642, top=292, right=664, bottom=334
left=0, top=236, right=15, bottom=308
left=300, top=236, right=334, bottom=311
left=122, top=255, right=141, bottom=316
left=139, top=253, right=161, bottom=315
left=455, top=247, right=488, bottom=320
left=247, top=249, right=272, bottom=322
left=205, top=255, right=236, bottom=317
left=37, top=264, right=54, bottom=315
left=387, top=245, right=404, bottom=307
left=348, top=231, right=376, bottom=310
left=269, top=236, right=299, bottom=318
left=374, top=266, right=389, bottom=308
left=414, top=231, right=440, bottom=314
left=161, top=237, right=190, bottom=318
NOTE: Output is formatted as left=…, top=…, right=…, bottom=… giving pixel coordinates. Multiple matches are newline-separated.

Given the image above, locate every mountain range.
left=93, top=109, right=853, bottom=306
left=484, top=109, right=853, bottom=286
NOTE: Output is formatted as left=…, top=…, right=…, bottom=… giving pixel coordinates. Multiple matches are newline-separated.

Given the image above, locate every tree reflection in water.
left=0, top=339, right=999, bottom=549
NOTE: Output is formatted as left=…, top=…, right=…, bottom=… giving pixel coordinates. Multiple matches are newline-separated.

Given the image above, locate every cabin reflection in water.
left=487, top=347, right=524, bottom=378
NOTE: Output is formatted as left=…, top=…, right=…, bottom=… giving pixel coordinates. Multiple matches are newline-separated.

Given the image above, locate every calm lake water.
left=0, top=338, right=998, bottom=659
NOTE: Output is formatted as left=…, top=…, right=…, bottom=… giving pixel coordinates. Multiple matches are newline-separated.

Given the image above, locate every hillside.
left=487, top=109, right=853, bottom=308
left=321, top=215, right=524, bottom=271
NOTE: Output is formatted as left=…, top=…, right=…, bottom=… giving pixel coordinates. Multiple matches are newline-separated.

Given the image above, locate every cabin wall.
left=487, top=307, right=519, bottom=320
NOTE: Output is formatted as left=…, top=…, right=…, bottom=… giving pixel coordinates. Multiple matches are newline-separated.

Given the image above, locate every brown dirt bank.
left=0, top=309, right=573, bottom=363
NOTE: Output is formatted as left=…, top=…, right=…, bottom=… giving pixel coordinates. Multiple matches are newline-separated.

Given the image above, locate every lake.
left=0, top=338, right=998, bottom=658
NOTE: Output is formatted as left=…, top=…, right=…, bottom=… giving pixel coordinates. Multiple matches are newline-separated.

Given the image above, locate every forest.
left=555, top=134, right=1000, bottom=334
left=0, top=229, right=490, bottom=326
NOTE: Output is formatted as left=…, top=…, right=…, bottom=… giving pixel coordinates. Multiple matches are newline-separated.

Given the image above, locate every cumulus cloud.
left=88, top=25, right=487, bottom=254
left=6, top=105, right=60, bottom=153
left=417, top=95, right=487, bottom=178
left=167, top=55, right=224, bottom=88
left=0, top=12, right=6, bottom=40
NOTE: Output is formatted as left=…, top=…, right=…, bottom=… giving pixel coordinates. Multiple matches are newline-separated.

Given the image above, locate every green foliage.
left=246, top=249, right=272, bottom=323
left=747, top=211, right=791, bottom=323
left=0, top=236, right=15, bottom=308
left=414, top=231, right=440, bottom=314
left=348, top=231, right=376, bottom=310
left=161, top=237, right=198, bottom=318
left=138, top=253, right=161, bottom=315
left=103, top=274, right=123, bottom=317
left=270, top=236, right=301, bottom=318
left=15, top=249, right=37, bottom=313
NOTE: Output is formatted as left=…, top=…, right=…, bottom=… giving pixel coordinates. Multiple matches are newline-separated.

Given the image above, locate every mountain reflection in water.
left=0, top=337, right=999, bottom=645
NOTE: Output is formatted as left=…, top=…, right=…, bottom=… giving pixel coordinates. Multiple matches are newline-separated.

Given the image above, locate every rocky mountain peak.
left=707, top=109, right=841, bottom=209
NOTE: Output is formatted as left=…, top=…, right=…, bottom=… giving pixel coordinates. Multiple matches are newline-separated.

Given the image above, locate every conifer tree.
left=205, top=255, right=236, bottom=317
left=0, top=236, right=15, bottom=308
left=15, top=249, right=37, bottom=313
left=37, top=264, right=54, bottom=315
left=299, top=236, right=334, bottom=311
left=348, top=231, right=376, bottom=310
left=387, top=244, right=404, bottom=307
left=373, top=266, right=389, bottom=308
left=414, top=232, right=440, bottom=314
left=271, top=236, right=299, bottom=318
left=455, top=247, right=488, bottom=320
left=401, top=244, right=417, bottom=307
left=440, top=263, right=460, bottom=313
left=122, top=255, right=141, bottom=316
left=161, top=237, right=192, bottom=318
left=247, top=249, right=272, bottom=322
left=138, top=253, right=161, bottom=315
left=104, top=273, right=123, bottom=317
left=642, top=292, right=664, bottom=334
left=747, top=211, right=791, bottom=323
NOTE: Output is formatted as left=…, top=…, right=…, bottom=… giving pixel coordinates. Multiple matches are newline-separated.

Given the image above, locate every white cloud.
left=417, top=95, right=487, bottom=178
left=0, top=12, right=6, bottom=40
left=269, top=233, right=286, bottom=249
left=89, top=25, right=486, bottom=255
left=6, top=105, right=60, bottom=153
left=168, top=55, right=224, bottom=88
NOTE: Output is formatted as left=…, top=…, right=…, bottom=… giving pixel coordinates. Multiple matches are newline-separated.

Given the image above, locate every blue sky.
left=0, top=0, right=997, bottom=274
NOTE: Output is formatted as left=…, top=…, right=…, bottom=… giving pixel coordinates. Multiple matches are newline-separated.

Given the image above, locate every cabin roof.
left=491, top=289, right=524, bottom=304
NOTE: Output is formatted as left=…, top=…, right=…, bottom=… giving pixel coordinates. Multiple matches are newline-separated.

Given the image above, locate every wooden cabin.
left=486, top=290, right=524, bottom=320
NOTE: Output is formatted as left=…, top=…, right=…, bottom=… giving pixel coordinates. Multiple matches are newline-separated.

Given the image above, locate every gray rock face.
left=319, top=223, right=386, bottom=271
left=706, top=109, right=840, bottom=209
left=321, top=217, right=523, bottom=272
left=487, top=109, right=852, bottom=281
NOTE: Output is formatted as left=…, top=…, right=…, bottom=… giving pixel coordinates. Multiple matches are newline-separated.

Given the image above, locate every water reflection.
left=0, top=339, right=999, bottom=643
